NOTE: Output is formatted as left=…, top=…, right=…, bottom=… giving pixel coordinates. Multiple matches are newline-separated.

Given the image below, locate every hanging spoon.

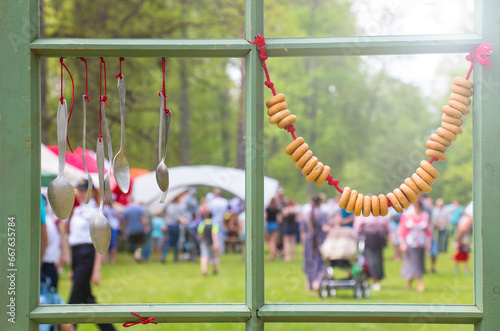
left=100, top=101, right=114, bottom=203
left=156, top=96, right=170, bottom=198
left=47, top=100, right=75, bottom=219
left=112, top=75, right=130, bottom=193
left=90, top=137, right=111, bottom=255
left=82, top=95, right=93, bottom=203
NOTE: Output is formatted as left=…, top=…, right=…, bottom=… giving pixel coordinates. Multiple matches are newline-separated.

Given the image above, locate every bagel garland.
left=254, top=36, right=491, bottom=217
left=265, top=77, right=473, bottom=216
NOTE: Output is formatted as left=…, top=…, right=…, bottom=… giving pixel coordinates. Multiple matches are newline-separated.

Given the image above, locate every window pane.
left=264, top=0, right=474, bottom=38
left=263, top=54, right=473, bottom=303
left=41, top=57, right=246, bottom=304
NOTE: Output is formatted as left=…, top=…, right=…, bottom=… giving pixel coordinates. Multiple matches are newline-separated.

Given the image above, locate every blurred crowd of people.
left=39, top=179, right=474, bottom=329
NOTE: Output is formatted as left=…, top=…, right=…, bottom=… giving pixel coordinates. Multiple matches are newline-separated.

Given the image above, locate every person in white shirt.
left=207, top=189, right=229, bottom=255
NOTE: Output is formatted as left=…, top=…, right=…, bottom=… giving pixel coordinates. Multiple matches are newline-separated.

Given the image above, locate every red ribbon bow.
left=123, top=312, right=157, bottom=328
left=465, top=42, right=494, bottom=79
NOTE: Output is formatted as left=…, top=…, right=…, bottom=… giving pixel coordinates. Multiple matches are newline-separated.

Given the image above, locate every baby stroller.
left=318, top=226, right=370, bottom=299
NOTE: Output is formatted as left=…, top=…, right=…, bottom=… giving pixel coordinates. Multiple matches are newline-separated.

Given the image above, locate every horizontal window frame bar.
left=30, top=304, right=251, bottom=324
left=30, top=303, right=483, bottom=325
left=258, top=304, right=483, bottom=324
left=31, top=34, right=483, bottom=58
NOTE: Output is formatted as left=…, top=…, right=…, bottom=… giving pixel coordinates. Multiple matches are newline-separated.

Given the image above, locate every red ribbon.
left=60, top=57, right=75, bottom=152
left=114, top=57, right=125, bottom=79
left=79, top=57, right=90, bottom=102
left=158, top=58, right=171, bottom=115
left=252, top=35, right=277, bottom=96
left=123, top=312, right=157, bottom=328
left=465, top=42, right=494, bottom=80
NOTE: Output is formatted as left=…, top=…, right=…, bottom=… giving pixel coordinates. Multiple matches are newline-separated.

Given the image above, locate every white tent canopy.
left=131, top=165, right=280, bottom=213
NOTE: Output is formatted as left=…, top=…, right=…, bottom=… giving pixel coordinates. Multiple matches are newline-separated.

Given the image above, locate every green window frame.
left=0, top=0, right=498, bottom=330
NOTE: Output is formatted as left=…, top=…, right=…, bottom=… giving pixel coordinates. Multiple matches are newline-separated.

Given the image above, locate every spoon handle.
left=162, top=112, right=171, bottom=161
left=82, top=96, right=89, bottom=173
left=117, top=76, right=126, bottom=150
left=57, top=100, right=68, bottom=177
left=101, top=101, right=114, bottom=169
left=158, top=96, right=164, bottom=162
left=96, top=137, right=105, bottom=210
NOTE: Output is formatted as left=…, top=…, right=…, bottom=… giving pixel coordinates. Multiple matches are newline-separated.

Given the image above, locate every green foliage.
left=42, top=0, right=473, bottom=206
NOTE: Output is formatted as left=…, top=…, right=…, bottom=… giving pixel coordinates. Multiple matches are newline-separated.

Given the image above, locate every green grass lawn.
left=54, top=244, right=473, bottom=330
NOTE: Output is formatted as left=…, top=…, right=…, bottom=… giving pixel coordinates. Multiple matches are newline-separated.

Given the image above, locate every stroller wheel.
left=319, top=278, right=329, bottom=299
left=330, top=288, right=337, bottom=297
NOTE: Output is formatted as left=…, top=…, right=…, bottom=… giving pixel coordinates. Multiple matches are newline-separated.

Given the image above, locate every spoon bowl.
left=90, top=210, right=111, bottom=255
left=47, top=176, right=75, bottom=220
left=113, top=152, right=130, bottom=193
left=156, top=162, right=169, bottom=192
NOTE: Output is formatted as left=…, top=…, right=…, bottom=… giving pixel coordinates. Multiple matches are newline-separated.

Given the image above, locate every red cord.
left=252, top=35, right=277, bottom=96
left=114, top=57, right=125, bottom=79
left=465, top=42, right=493, bottom=80
left=159, top=58, right=171, bottom=115
left=79, top=57, right=90, bottom=102
left=99, top=57, right=109, bottom=140
left=123, top=312, right=157, bottom=327
left=60, top=57, right=75, bottom=152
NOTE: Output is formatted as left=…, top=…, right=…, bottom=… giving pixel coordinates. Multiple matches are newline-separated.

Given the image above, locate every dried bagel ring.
left=437, top=127, right=457, bottom=141
left=442, top=113, right=463, bottom=126
left=426, top=140, right=447, bottom=152
left=362, top=195, right=372, bottom=217
left=387, top=192, right=403, bottom=213
left=411, top=173, right=432, bottom=193
left=285, top=137, right=304, bottom=155
left=448, top=100, right=470, bottom=116
left=400, top=183, right=418, bottom=204
left=442, top=105, right=464, bottom=119
left=315, top=165, right=330, bottom=185
left=267, top=102, right=288, bottom=116
left=420, top=160, right=440, bottom=179
left=339, top=187, right=352, bottom=209
left=345, top=190, right=358, bottom=213
left=269, top=109, right=290, bottom=124
left=441, top=122, right=462, bottom=135
left=426, top=148, right=447, bottom=161
left=416, top=167, right=435, bottom=185
left=379, top=194, right=388, bottom=216
left=453, top=77, right=473, bottom=89
left=277, top=115, right=297, bottom=129
left=430, top=133, right=452, bottom=147
left=451, top=84, right=473, bottom=97
left=306, top=162, right=324, bottom=182
left=404, top=177, right=422, bottom=195
left=371, top=195, right=380, bottom=217
left=296, top=150, right=313, bottom=169
left=393, top=188, right=410, bottom=209
left=291, top=143, right=309, bottom=162
left=301, top=156, right=318, bottom=175
left=353, top=193, right=364, bottom=216
left=266, top=94, right=285, bottom=108
left=450, top=93, right=471, bottom=106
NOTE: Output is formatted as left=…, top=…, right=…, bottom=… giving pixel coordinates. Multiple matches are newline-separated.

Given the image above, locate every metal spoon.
left=47, top=100, right=75, bottom=219
left=112, top=76, right=130, bottom=193
left=156, top=96, right=170, bottom=196
left=90, top=137, right=111, bottom=255
left=82, top=95, right=93, bottom=203
left=100, top=101, right=114, bottom=203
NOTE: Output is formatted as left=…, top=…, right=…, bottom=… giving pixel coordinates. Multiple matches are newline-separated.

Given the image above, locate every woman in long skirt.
left=398, top=198, right=432, bottom=292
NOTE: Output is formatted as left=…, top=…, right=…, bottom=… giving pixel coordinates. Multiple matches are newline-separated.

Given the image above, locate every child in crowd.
left=198, top=212, right=220, bottom=276
left=150, top=211, right=166, bottom=256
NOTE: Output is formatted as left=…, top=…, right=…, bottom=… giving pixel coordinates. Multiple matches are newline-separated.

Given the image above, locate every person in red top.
left=398, top=198, right=433, bottom=292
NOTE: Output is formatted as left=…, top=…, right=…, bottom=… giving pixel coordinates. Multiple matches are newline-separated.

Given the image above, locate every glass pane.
left=40, top=57, right=247, bottom=307
left=42, top=0, right=245, bottom=39
left=263, top=54, right=473, bottom=303
left=264, top=0, right=474, bottom=38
